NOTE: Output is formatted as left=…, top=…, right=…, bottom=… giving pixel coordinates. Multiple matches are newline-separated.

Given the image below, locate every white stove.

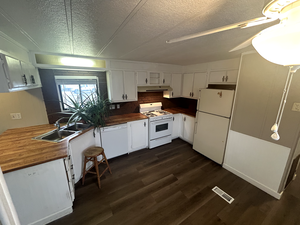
left=140, top=102, right=173, bottom=149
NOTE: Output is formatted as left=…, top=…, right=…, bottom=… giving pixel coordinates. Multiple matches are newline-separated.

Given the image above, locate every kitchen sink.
left=62, top=123, right=91, bottom=131
left=33, top=129, right=79, bottom=142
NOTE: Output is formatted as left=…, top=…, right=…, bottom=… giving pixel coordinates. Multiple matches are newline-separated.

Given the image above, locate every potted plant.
left=65, top=92, right=111, bottom=136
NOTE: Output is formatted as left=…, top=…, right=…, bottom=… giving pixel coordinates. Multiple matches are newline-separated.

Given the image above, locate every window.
left=55, top=76, right=99, bottom=110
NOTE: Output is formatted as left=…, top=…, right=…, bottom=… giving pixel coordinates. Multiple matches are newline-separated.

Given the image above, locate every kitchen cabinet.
left=162, top=73, right=172, bottom=85
left=128, top=119, right=148, bottom=153
left=208, top=69, right=238, bottom=84
left=137, top=71, right=149, bottom=86
left=172, top=114, right=182, bottom=139
left=181, top=114, right=195, bottom=144
left=182, top=72, right=207, bottom=99
left=149, top=71, right=162, bottom=85
left=163, top=73, right=182, bottom=98
left=107, top=70, right=137, bottom=103
left=0, top=54, right=42, bottom=93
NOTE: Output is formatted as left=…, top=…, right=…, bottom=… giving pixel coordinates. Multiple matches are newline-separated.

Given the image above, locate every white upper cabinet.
left=182, top=72, right=207, bottom=99
left=163, top=73, right=182, bottom=98
left=107, top=70, right=137, bottom=103
left=0, top=54, right=41, bottom=93
left=137, top=71, right=149, bottom=86
left=128, top=119, right=148, bottom=153
left=162, top=73, right=172, bottom=85
left=208, top=69, right=238, bottom=84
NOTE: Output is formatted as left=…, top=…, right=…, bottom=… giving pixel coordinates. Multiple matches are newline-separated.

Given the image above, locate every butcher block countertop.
left=105, top=113, right=148, bottom=126
left=164, top=107, right=196, bottom=117
left=0, top=113, right=147, bottom=173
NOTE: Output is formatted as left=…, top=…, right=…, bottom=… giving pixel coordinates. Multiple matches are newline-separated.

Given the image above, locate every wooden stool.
left=82, top=146, right=112, bottom=188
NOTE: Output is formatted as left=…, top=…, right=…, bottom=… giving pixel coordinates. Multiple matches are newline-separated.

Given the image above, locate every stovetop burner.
left=141, top=110, right=172, bottom=118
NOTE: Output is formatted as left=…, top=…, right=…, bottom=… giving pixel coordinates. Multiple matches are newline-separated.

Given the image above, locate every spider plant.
left=64, top=92, right=111, bottom=135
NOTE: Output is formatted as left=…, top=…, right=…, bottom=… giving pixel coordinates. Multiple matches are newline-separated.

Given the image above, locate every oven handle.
left=150, top=117, right=173, bottom=125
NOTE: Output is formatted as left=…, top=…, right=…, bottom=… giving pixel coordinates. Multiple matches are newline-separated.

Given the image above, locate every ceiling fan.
left=167, top=0, right=300, bottom=141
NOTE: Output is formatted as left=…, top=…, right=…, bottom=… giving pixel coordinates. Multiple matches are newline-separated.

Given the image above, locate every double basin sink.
left=33, top=123, right=91, bottom=143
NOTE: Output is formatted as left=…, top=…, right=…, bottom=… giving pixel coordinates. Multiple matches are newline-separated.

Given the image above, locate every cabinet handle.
left=122, top=94, right=124, bottom=99
left=22, top=74, right=27, bottom=85
left=30, top=75, right=35, bottom=84
left=222, top=76, right=225, bottom=82
left=144, top=122, right=146, bottom=127
left=163, top=79, right=165, bottom=83
left=192, top=92, right=194, bottom=97
left=173, top=117, right=174, bottom=121
left=125, top=94, right=127, bottom=99
left=146, top=78, right=148, bottom=84
left=172, top=92, right=173, bottom=97
left=189, top=92, right=191, bottom=97
left=184, top=117, right=186, bottom=121
left=226, top=75, right=228, bottom=82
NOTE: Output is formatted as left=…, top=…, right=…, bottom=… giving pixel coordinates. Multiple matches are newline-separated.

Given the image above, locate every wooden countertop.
left=105, top=113, right=148, bottom=126
left=164, top=108, right=196, bottom=117
left=0, top=113, right=147, bottom=173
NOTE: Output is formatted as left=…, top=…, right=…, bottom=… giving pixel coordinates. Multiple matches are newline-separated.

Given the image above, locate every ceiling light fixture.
left=60, top=57, right=95, bottom=67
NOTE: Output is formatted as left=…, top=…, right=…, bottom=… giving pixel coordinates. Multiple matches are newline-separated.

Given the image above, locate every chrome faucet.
left=54, top=117, right=69, bottom=130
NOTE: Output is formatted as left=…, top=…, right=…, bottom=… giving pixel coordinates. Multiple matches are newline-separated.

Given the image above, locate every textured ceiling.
left=0, top=0, right=276, bottom=65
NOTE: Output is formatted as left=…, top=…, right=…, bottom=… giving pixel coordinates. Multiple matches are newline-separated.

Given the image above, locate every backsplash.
left=110, top=92, right=197, bottom=116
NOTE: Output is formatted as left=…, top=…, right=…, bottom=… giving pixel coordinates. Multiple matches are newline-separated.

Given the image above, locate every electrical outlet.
left=117, top=104, right=120, bottom=109
left=292, top=103, right=300, bottom=112
left=10, top=113, right=22, bottom=119
left=110, top=105, right=115, bottom=110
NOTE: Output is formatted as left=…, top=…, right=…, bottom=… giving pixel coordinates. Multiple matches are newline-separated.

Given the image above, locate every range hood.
left=138, top=86, right=173, bottom=92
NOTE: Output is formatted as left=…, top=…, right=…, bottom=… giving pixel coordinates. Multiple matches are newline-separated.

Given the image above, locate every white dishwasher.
left=100, top=123, right=128, bottom=159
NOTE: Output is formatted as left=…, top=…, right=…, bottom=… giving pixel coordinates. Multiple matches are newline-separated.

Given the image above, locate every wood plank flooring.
left=49, top=139, right=300, bottom=225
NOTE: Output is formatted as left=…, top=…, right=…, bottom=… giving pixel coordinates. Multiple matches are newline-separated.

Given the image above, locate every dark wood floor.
left=49, top=139, right=300, bottom=225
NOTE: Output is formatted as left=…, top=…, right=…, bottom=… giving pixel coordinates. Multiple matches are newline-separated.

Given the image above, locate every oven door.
left=149, top=117, right=173, bottom=140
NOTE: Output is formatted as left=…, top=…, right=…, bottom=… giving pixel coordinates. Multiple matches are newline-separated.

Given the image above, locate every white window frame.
left=55, top=76, right=99, bottom=111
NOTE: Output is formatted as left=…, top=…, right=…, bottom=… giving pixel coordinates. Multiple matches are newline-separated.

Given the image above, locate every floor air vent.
left=212, top=186, right=234, bottom=204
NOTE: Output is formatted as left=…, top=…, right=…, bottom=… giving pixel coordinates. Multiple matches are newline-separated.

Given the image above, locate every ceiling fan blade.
left=229, top=32, right=261, bottom=52
left=166, top=17, right=276, bottom=44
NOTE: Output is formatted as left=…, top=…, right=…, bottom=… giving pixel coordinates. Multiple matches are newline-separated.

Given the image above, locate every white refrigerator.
left=193, top=89, right=235, bottom=164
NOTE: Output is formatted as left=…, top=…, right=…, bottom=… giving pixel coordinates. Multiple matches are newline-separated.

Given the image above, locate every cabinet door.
left=128, top=119, right=148, bottom=152
left=171, top=73, right=182, bottom=98
left=182, top=73, right=194, bottom=98
left=162, top=73, right=172, bottom=85
left=123, top=71, right=137, bottom=101
left=27, top=64, right=41, bottom=86
left=172, top=114, right=182, bottom=139
left=109, top=70, right=124, bottom=102
left=226, top=70, right=238, bottom=83
left=209, top=71, right=226, bottom=83
left=137, top=71, right=149, bottom=86
left=182, top=115, right=195, bottom=144
left=192, top=72, right=207, bottom=99
left=6, top=56, right=24, bottom=88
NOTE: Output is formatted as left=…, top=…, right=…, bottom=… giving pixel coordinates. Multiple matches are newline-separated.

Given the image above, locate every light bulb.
left=271, top=132, right=280, bottom=141
left=271, top=123, right=278, bottom=132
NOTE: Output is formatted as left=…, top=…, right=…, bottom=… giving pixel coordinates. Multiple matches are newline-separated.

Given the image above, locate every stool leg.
left=94, top=157, right=101, bottom=188
left=102, top=152, right=112, bottom=174
left=82, top=156, right=88, bottom=185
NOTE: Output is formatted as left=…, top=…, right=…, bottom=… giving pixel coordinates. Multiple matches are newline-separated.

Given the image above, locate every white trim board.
left=223, top=130, right=290, bottom=199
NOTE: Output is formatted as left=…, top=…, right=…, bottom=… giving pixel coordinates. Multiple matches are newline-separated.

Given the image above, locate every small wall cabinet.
left=208, top=69, right=238, bottom=84
left=106, top=70, right=137, bottom=103
left=0, top=54, right=41, bottom=93
left=182, top=72, right=207, bottom=99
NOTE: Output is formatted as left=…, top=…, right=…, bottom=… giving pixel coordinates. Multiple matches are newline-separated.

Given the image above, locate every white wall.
left=184, top=58, right=240, bottom=73
left=0, top=88, right=49, bottom=134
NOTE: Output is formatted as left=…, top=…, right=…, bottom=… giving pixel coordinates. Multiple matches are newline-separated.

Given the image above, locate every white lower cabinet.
left=172, top=114, right=182, bottom=139
left=181, top=114, right=195, bottom=144
left=4, top=159, right=73, bottom=225
left=128, top=119, right=148, bottom=153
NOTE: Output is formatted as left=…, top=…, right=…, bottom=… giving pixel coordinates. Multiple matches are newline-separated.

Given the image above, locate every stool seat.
left=84, top=146, right=104, bottom=157
left=82, top=146, right=112, bottom=188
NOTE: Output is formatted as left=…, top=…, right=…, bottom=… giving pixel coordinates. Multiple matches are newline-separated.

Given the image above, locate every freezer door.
left=193, top=112, right=230, bottom=164
left=198, top=89, right=234, bottom=117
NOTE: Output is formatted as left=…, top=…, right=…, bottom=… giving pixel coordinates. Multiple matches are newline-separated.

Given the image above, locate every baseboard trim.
left=29, top=207, right=73, bottom=225
left=223, top=164, right=282, bottom=199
